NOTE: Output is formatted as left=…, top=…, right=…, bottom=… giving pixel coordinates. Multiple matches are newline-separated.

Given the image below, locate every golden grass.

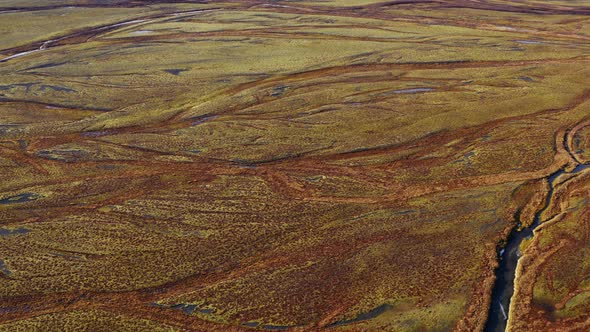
left=1, top=1, right=590, bottom=331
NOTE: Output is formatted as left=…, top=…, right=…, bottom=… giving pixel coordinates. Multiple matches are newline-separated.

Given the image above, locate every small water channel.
left=484, top=163, right=590, bottom=331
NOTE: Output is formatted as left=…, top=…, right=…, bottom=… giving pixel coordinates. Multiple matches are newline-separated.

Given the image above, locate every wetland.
left=1, top=1, right=590, bottom=331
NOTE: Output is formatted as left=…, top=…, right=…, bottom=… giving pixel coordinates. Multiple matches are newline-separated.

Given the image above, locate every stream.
left=0, top=8, right=220, bottom=63
left=484, top=163, right=590, bottom=331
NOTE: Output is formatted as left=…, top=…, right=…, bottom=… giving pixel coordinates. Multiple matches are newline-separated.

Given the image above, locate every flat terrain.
left=1, top=1, right=590, bottom=331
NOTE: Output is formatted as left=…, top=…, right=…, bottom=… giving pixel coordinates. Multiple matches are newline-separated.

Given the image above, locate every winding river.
left=485, top=162, right=590, bottom=331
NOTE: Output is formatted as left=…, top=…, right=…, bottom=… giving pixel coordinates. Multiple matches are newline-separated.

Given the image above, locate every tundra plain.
left=1, top=1, right=590, bottom=331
